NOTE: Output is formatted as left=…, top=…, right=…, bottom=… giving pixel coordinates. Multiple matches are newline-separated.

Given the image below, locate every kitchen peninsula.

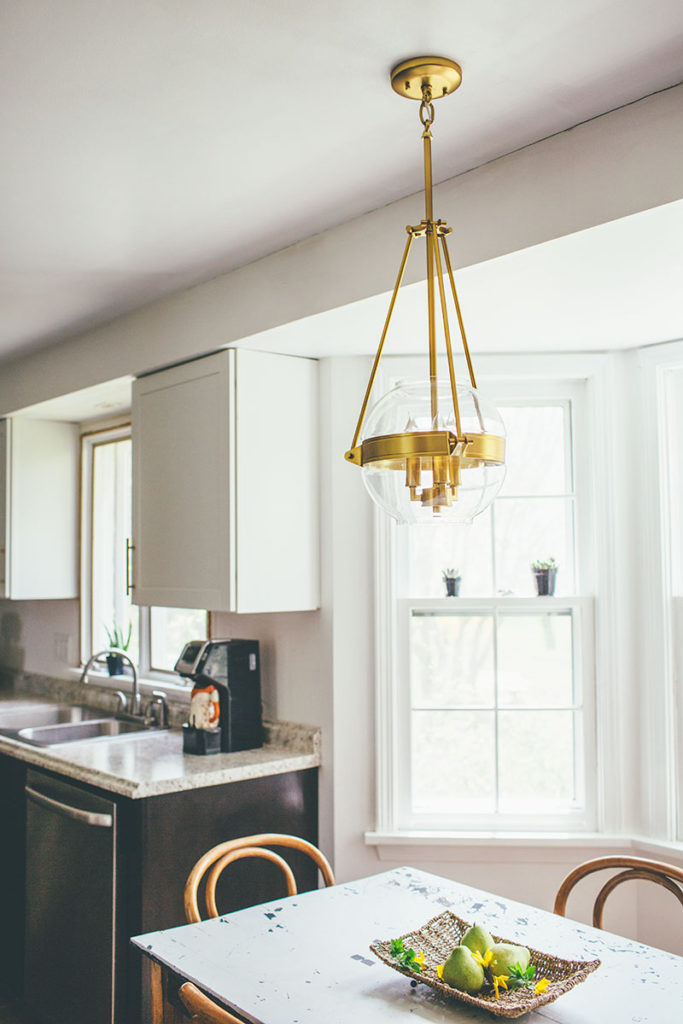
left=0, top=680, right=322, bottom=1024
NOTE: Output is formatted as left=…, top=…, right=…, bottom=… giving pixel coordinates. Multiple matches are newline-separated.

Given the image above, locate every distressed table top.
left=132, top=866, right=683, bottom=1023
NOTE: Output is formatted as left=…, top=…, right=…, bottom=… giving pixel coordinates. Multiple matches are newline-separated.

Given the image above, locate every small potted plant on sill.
left=442, top=568, right=462, bottom=597
left=104, top=621, right=132, bottom=675
left=531, top=557, right=558, bottom=596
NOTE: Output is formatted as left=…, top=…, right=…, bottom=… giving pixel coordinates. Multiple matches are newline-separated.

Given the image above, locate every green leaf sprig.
left=390, top=937, right=423, bottom=974
left=506, top=962, right=537, bottom=990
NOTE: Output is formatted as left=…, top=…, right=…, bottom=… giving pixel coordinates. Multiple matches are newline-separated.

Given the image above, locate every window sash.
left=394, top=596, right=596, bottom=832
left=374, top=364, right=596, bottom=836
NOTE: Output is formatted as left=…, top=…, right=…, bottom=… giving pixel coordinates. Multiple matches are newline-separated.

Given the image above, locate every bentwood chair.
left=178, top=981, right=243, bottom=1024
left=184, top=832, right=335, bottom=923
left=554, top=855, right=683, bottom=929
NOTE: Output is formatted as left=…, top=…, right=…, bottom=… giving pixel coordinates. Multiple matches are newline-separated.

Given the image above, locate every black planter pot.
left=533, top=568, right=557, bottom=596
left=444, top=577, right=461, bottom=597
left=106, top=653, right=124, bottom=676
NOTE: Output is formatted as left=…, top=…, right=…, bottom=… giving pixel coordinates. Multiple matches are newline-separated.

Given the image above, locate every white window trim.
left=636, top=339, right=683, bottom=842
left=80, top=423, right=131, bottom=667
left=372, top=352, right=606, bottom=842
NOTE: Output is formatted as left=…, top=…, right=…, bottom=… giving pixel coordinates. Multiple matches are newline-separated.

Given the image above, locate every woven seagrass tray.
left=370, top=910, right=601, bottom=1018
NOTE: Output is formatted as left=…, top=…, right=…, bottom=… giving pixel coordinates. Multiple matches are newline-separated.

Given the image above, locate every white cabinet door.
left=234, top=349, right=319, bottom=613
left=132, top=351, right=234, bottom=610
left=131, top=348, right=319, bottom=612
left=1, top=418, right=79, bottom=600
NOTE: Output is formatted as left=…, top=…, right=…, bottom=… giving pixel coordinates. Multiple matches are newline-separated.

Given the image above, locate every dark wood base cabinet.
left=0, top=754, right=319, bottom=1024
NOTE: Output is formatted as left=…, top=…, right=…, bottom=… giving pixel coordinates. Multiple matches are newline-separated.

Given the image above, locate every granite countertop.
left=0, top=687, right=321, bottom=799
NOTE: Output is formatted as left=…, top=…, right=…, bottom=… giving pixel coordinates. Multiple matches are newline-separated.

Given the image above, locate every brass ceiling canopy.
left=390, top=56, right=463, bottom=100
left=345, top=57, right=506, bottom=525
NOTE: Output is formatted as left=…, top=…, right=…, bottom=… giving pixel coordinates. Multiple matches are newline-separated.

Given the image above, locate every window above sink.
left=80, top=424, right=207, bottom=683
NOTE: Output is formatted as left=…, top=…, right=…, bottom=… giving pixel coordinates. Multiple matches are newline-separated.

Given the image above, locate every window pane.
left=91, top=439, right=139, bottom=662
left=498, top=405, right=570, bottom=496
left=498, top=710, right=577, bottom=812
left=398, top=513, right=493, bottom=597
left=411, top=711, right=495, bottom=814
left=410, top=611, right=495, bottom=707
left=494, top=497, right=575, bottom=595
left=497, top=612, right=574, bottom=707
left=150, top=607, right=207, bottom=672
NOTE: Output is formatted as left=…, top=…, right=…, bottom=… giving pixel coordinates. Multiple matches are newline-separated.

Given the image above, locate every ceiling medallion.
left=345, top=57, right=506, bottom=524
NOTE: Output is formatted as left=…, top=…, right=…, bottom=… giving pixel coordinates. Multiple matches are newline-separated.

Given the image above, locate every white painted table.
left=132, top=866, right=683, bottom=1023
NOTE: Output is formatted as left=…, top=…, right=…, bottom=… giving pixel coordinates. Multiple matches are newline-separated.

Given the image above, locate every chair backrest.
left=184, top=832, right=335, bottom=923
left=178, top=982, right=243, bottom=1024
left=554, top=855, right=683, bottom=929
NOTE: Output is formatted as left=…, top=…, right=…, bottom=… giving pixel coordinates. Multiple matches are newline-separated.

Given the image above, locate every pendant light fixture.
left=345, top=57, right=506, bottom=524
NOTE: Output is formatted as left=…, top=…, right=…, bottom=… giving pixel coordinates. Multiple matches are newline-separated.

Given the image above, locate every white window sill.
left=365, top=831, right=683, bottom=864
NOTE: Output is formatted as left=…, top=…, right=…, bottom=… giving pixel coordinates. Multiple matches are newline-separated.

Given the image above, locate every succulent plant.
left=105, top=621, right=132, bottom=651
left=531, top=557, right=557, bottom=571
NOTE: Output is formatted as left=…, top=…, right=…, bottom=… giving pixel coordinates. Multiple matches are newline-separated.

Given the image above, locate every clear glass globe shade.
left=360, top=378, right=506, bottom=525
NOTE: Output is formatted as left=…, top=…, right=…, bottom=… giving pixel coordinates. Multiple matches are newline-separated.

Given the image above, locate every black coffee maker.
left=175, top=639, right=263, bottom=754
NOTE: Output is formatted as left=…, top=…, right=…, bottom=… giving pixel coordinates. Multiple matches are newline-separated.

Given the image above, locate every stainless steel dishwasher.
left=24, top=769, right=117, bottom=1024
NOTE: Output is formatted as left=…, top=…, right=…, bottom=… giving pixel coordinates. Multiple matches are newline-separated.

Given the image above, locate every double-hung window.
left=377, top=368, right=596, bottom=834
left=81, top=425, right=207, bottom=680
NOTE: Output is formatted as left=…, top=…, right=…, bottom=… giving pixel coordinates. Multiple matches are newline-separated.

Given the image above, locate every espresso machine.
left=175, top=639, right=263, bottom=755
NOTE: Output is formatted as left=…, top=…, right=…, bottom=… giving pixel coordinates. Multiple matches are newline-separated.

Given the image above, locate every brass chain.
left=419, top=83, right=435, bottom=129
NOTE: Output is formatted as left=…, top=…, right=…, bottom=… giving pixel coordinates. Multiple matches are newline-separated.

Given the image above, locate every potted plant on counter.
left=442, top=568, right=462, bottom=597
left=104, top=621, right=132, bottom=675
left=531, top=558, right=558, bottom=596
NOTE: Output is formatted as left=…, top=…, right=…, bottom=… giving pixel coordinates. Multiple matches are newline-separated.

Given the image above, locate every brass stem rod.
left=349, top=231, right=415, bottom=451
left=423, top=121, right=438, bottom=425
left=433, top=232, right=462, bottom=438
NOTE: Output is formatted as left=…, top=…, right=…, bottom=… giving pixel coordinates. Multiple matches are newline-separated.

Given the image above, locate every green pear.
left=441, top=945, right=485, bottom=994
left=461, top=924, right=494, bottom=957
left=489, top=941, right=530, bottom=978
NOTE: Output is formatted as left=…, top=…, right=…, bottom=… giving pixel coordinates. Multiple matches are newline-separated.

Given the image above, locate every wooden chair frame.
left=554, top=855, right=683, bottom=929
left=178, top=981, right=244, bottom=1024
left=184, top=832, right=335, bottom=923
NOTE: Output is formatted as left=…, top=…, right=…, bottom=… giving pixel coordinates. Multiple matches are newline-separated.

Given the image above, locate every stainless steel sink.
left=0, top=703, right=162, bottom=747
left=0, top=703, right=107, bottom=732
left=17, top=718, right=149, bottom=746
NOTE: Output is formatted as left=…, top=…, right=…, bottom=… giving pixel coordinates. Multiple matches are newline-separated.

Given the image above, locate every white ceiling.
left=2, top=1, right=683, bottom=360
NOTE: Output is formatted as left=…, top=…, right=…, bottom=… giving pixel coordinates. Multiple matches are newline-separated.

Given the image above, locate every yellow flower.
left=471, top=948, right=494, bottom=969
left=415, top=951, right=426, bottom=968
left=436, top=964, right=444, bottom=979
left=534, top=978, right=550, bottom=994
left=492, top=974, right=508, bottom=1000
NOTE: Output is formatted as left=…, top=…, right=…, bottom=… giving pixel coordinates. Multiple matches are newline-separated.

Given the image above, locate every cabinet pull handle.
left=126, top=538, right=135, bottom=594
left=25, top=785, right=113, bottom=828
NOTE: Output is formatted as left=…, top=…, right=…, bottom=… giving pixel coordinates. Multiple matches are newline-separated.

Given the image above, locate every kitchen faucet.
left=79, top=648, right=142, bottom=716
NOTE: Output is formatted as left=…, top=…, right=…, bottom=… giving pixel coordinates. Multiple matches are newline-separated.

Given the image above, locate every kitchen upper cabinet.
left=131, top=349, right=319, bottom=612
left=0, top=418, right=79, bottom=600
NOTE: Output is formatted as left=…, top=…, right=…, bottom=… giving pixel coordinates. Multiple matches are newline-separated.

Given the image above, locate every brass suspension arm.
left=347, top=229, right=414, bottom=457
left=433, top=224, right=462, bottom=438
